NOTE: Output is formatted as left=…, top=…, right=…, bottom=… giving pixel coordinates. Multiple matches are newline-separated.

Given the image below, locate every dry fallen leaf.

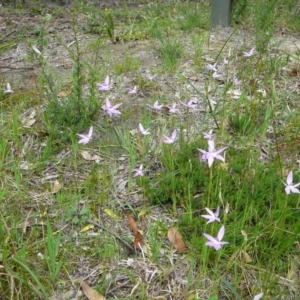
left=40, top=210, right=47, bottom=217
left=130, top=128, right=138, bottom=136
left=138, top=209, right=147, bottom=219
left=126, top=212, right=138, bottom=234
left=57, top=86, right=73, bottom=97
left=20, top=161, right=33, bottom=170
left=134, top=231, right=143, bottom=249
left=81, top=279, right=106, bottom=300
left=81, top=151, right=103, bottom=162
left=80, top=224, right=95, bottom=233
left=126, top=212, right=143, bottom=249
left=19, top=109, right=36, bottom=127
left=241, top=250, right=253, bottom=263
left=52, top=180, right=62, bottom=193
left=23, top=118, right=36, bottom=127
left=167, top=227, right=187, bottom=252
left=104, top=208, right=118, bottom=219
left=226, top=89, right=242, bottom=100
left=229, top=250, right=239, bottom=262
left=229, top=250, right=253, bottom=263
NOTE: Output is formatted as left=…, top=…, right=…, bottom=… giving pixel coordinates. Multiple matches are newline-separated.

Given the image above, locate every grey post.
left=211, top=0, right=232, bottom=28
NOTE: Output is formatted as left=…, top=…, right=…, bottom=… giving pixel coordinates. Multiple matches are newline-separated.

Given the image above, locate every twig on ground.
left=0, top=29, right=16, bottom=42
left=87, top=219, right=135, bottom=252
